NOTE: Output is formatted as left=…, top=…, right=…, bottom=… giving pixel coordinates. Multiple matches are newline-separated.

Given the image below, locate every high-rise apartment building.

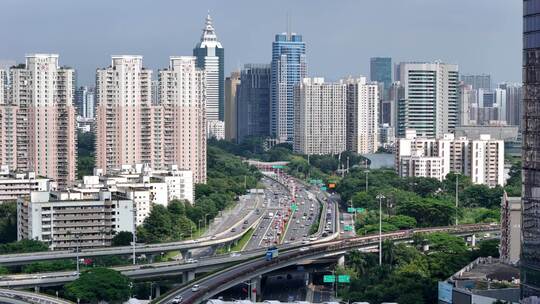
left=461, top=74, right=492, bottom=91
left=344, top=77, right=379, bottom=154
left=370, top=57, right=392, bottom=92
left=224, top=71, right=240, bottom=141
left=396, top=130, right=504, bottom=186
left=459, top=83, right=475, bottom=126
left=159, top=57, right=207, bottom=183
left=0, top=54, right=77, bottom=186
left=397, top=62, right=459, bottom=138
left=271, top=32, right=307, bottom=143
left=522, top=0, right=540, bottom=297
left=96, top=56, right=207, bottom=184
left=75, top=86, right=95, bottom=119
left=293, top=78, right=346, bottom=155
left=476, top=88, right=507, bottom=125
left=193, top=14, right=224, bottom=122
left=96, top=55, right=154, bottom=171
left=236, top=64, right=271, bottom=143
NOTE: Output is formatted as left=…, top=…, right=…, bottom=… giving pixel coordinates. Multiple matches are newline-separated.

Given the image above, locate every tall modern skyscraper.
left=344, top=77, right=379, bottom=154
left=293, top=78, right=346, bottom=155
left=271, top=32, right=307, bottom=143
left=0, top=54, right=77, bottom=186
left=397, top=62, right=459, bottom=138
left=522, top=0, right=540, bottom=297
left=461, top=74, right=491, bottom=91
left=236, top=64, right=271, bottom=143
left=224, top=71, right=240, bottom=141
left=96, top=56, right=207, bottom=184
left=458, top=83, right=475, bottom=126
left=75, top=86, right=95, bottom=118
left=193, top=14, right=224, bottom=122
left=370, top=57, right=392, bottom=91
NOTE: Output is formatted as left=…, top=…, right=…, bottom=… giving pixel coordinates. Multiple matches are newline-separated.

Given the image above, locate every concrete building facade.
left=344, top=77, right=379, bottom=154
left=293, top=78, right=346, bottom=155
left=17, top=190, right=135, bottom=250
left=396, top=130, right=504, bottom=186
left=0, top=54, right=77, bottom=186
left=397, top=62, right=459, bottom=138
left=224, top=71, right=240, bottom=141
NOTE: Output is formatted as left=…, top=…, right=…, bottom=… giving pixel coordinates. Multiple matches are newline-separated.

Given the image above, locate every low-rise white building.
left=17, top=190, right=134, bottom=250
left=0, top=166, right=50, bottom=203
left=396, top=129, right=504, bottom=186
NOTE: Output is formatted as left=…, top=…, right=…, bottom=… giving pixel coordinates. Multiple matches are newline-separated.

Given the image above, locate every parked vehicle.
left=266, top=246, right=279, bottom=261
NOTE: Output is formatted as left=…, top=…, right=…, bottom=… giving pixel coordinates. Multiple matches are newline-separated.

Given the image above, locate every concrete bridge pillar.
left=250, top=276, right=261, bottom=302
left=183, top=271, right=195, bottom=283
left=471, top=234, right=476, bottom=247
left=337, top=255, right=345, bottom=267
left=34, top=286, right=40, bottom=293
left=147, top=254, right=155, bottom=263
left=155, top=284, right=161, bottom=298
left=180, top=250, right=190, bottom=260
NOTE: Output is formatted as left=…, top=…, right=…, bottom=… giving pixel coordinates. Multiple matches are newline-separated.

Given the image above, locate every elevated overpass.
left=155, top=224, right=500, bottom=304
left=0, top=289, right=73, bottom=304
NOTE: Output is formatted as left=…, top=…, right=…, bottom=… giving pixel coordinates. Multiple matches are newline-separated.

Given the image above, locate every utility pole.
left=376, top=194, right=385, bottom=266
left=132, top=208, right=137, bottom=265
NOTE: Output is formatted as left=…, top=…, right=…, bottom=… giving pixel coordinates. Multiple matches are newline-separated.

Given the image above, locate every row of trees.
left=336, top=169, right=506, bottom=232
left=136, top=143, right=262, bottom=243
left=338, top=233, right=499, bottom=304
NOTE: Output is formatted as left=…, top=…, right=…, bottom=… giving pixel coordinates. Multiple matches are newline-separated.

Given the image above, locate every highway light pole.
left=75, top=234, right=80, bottom=276
left=455, top=174, right=459, bottom=226
left=132, top=208, right=137, bottom=265
left=376, top=194, right=385, bottom=266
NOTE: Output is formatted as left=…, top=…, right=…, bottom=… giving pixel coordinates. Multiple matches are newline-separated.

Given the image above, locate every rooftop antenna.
left=287, top=13, right=291, bottom=38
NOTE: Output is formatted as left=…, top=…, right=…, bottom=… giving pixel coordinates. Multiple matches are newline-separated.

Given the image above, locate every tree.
left=111, top=231, right=133, bottom=247
left=462, top=185, right=504, bottom=209
left=0, top=239, right=48, bottom=254
left=0, top=201, right=17, bottom=243
left=386, top=215, right=417, bottom=229
left=64, top=268, right=131, bottom=303
left=477, top=239, right=500, bottom=258
left=397, top=197, right=456, bottom=227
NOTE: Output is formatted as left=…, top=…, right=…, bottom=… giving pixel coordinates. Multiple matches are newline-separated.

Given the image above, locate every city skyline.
left=0, top=0, right=521, bottom=85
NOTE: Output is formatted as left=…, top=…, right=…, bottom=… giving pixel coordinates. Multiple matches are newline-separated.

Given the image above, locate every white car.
left=191, top=284, right=201, bottom=292
left=230, top=252, right=242, bottom=257
left=171, top=296, right=183, bottom=303
left=185, top=258, right=198, bottom=263
left=299, top=247, right=309, bottom=252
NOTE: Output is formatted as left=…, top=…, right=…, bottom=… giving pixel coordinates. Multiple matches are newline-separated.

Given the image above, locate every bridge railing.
left=0, top=289, right=74, bottom=304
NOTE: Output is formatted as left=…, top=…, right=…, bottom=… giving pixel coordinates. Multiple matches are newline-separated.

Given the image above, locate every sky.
left=0, top=0, right=521, bottom=86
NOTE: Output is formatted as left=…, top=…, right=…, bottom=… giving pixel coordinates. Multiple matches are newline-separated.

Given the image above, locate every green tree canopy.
left=64, top=268, right=131, bottom=303
left=111, top=231, right=133, bottom=247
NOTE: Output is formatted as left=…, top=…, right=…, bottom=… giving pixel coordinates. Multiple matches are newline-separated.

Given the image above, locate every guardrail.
left=156, top=223, right=500, bottom=304
left=0, top=289, right=74, bottom=304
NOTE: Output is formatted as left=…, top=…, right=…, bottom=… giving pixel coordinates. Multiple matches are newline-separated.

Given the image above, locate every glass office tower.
left=270, top=33, right=306, bottom=143
left=523, top=0, right=540, bottom=298
left=370, top=57, right=392, bottom=90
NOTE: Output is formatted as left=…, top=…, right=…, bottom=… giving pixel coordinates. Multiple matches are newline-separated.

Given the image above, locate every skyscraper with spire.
left=193, top=13, right=224, bottom=122
left=270, top=32, right=307, bottom=143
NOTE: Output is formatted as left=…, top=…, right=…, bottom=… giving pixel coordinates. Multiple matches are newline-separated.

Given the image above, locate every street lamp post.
left=376, top=194, right=385, bottom=266
left=132, top=209, right=137, bottom=265
left=455, top=174, right=459, bottom=226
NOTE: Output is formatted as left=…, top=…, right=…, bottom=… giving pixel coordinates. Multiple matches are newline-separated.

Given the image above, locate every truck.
left=266, top=246, right=279, bottom=261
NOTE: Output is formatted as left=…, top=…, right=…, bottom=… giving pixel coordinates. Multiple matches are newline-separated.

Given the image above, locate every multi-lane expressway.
left=155, top=223, right=500, bottom=304
left=0, top=177, right=289, bottom=266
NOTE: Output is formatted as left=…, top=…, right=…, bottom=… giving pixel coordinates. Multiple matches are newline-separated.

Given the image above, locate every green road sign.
left=347, top=207, right=355, bottom=213
left=291, top=204, right=298, bottom=212
left=344, top=225, right=353, bottom=231
left=338, top=275, right=350, bottom=283
left=272, top=165, right=285, bottom=169
left=356, top=208, right=366, bottom=213
left=309, top=179, right=323, bottom=184
left=323, top=275, right=336, bottom=283
left=320, top=186, right=327, bottom=191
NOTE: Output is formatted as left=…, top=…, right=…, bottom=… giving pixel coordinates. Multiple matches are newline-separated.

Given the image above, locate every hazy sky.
left=0, top=0, right=521, bottom=86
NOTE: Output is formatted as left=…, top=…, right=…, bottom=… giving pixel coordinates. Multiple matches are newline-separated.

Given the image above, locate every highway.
left=0, top=177, right=288, bottom=266
left=155, top=223, right=500, bottom=304
left=0, top=289, right=73, bottom=304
